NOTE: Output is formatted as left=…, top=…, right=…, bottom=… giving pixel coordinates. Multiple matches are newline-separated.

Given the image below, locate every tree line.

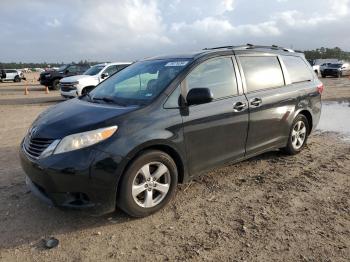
left=303, top=47, right=350, bottom=61
left=0, top=60, right=102, bottom=70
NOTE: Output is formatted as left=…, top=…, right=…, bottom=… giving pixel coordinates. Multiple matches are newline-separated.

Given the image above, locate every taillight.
left=317, top=83, right=324, bottom=94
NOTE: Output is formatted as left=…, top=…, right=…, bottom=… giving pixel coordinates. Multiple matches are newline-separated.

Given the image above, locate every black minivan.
left=20, top=45, right=323, bottom=217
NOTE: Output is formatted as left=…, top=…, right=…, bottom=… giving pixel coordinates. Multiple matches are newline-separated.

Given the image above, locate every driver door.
left=181, top=57, right=249, bottom=175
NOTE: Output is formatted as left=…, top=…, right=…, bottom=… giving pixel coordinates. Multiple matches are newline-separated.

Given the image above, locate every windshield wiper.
left=92, top=96, right=117, bottom=104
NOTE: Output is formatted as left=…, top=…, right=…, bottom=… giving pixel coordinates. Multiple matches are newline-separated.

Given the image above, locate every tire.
left=51, top=79, right=60, bottom=90
left=282, top=114, right=310, bottom=155
left=14, top=76, right=21, bottom=82
left=81, top=86, right=95, bottom=96
left=117, top=150, right=178, bottom=217
left=321, top=74, right=326, bottom=78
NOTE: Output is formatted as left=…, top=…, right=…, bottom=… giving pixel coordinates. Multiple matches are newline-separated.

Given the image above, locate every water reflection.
left=317, top=102, right=350, bottom=139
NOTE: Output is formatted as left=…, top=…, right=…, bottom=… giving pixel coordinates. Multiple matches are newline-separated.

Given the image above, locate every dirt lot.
left=0, top=74, right=349, bottom=261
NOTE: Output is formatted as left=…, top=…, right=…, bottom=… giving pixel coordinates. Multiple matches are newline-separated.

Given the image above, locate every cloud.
left=273, top=0, right=349, bottom=28
left=0, top=0, right=349, bottom=62
left=46, top=18, right=61, bottom=28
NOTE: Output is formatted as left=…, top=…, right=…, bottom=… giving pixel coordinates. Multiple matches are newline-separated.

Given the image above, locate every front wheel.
left=117, top=150, right=178, bottom=217
left=51, top=79, right=60, bottom=90
left=282, top=114, right=310, bottom=155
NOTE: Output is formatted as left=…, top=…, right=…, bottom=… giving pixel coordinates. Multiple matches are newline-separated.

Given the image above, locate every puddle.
left=317, top=102, right=350, bottom=140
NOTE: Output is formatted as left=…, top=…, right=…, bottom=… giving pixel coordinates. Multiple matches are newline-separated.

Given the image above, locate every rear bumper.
left=20, top=142, right=124, bottom=215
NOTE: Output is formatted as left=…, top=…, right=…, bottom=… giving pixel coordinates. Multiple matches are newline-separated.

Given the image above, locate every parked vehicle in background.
left=309, top=59, right=340, bottom=75
left=321, top=63, right=350, bottom=78
left=60, top=62, right=131, bottom=99
left=20, top=44, right=322, bottom=217
left=0, top=68, right=6, bottom=81
left=319, top=63, right=332, bottom=72
left=39, top=64, right=91, bottom=90
left=0, top=69, right=21, bottom=82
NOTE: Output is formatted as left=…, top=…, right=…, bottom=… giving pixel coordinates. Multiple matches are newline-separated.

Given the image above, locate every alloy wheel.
left=291, top=120, right=307, bottom=150
left=132, top=162, right=171, bottom=208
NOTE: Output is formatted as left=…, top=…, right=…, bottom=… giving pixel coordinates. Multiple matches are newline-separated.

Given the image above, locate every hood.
left=31, top=98, right=139, bottom=139
left=40, top=70, right=62, bottom=77
left=60, top=75, right=97, bottom=83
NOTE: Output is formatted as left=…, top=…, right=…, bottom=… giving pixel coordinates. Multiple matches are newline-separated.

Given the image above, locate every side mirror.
left=186, top=88, right=213, bottom=106
left=101, top=72, right=109, bottom=79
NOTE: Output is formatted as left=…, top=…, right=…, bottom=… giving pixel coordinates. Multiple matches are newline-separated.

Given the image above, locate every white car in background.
left=0, top=69, right=22, bottom=82
left=60, top=62, right=131, bottom=98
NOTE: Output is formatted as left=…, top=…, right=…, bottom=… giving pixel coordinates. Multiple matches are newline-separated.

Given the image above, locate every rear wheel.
left=14, top=76, right=21, bottom=82
left=282, top=114, right=309, bottom=155
left=117, top=150, right=178, bottom=217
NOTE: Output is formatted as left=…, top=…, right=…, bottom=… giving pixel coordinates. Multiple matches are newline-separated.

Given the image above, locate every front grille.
left=324, top=69, right=337, bottom=74
left=23, top=136, right=55, bottom=159
left=60, top=83, right=77, bottom=92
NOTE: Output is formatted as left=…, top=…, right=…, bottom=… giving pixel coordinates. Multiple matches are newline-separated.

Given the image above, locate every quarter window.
left=186, top=57, right=237, bottom=99
left=240, top=56, right=284, bottom=92
left=282, top=56, right=313, bottom=83
left=164, top=85, right=181, bottom=108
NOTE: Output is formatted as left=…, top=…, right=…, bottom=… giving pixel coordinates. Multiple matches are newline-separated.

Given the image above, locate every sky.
left=0, top=0, right=349, bottom=63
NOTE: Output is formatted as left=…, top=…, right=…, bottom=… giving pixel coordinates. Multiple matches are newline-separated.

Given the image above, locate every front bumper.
left=61, top=90, right=77, bottom=99
left=20, top=143, right=124, bottom=215
left=322, top=70, right=340, bottom=76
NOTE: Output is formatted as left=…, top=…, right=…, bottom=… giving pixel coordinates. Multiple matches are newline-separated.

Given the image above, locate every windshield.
left=329, top=64, right=342, bottom=68
left=84, top=65, right=105, bottom=76
left=57, top=65, right=68, bottom=72
left=88, top=59, right=191, bottom=106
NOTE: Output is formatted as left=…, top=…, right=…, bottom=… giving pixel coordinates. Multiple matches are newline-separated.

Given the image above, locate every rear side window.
left=282, top=56, right=313, bottom=83
left=103, top=65, right=119, bottom=75
left=239, top=56, right=284, bottom=92
left=67, top=65, right=78, bottom=73
left=186, top=57, right=237, bottom=99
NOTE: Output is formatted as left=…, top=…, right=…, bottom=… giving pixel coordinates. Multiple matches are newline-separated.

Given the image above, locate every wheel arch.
left=119, top=142, right=187, bottom=186
left=144, top=144, right=185, bottom=184
left=297, top=109, right=313, bottom=135
left=81, top=85, right=96, bottom=95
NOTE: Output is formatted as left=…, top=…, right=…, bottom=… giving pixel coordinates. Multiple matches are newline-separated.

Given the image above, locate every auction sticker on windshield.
left=165, top=61, right=189, bottom=67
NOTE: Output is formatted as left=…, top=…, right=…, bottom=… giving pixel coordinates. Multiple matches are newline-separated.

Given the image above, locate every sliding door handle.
left=233, top=101, right=247, bottom=112
left=250, top=98, right=262, bottom=107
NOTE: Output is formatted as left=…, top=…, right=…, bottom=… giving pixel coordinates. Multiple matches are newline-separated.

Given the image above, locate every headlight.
left=53, top=126, right=118, bottom=155
left=71, top=81, right=79, bottom=87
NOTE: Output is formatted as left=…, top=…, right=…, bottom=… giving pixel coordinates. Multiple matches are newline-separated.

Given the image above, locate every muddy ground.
left=0, top=74, right=349, bottom=261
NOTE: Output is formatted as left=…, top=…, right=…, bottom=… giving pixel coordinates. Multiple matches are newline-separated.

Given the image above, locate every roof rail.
left=203, top=44, right=295, bottom=52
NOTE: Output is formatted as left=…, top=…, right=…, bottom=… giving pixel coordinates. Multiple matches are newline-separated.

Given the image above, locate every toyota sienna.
left=20, top=45, right=323, bottom=217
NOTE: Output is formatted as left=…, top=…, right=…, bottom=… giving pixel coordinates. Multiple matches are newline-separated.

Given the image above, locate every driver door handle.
left=250, top=98, right=262, bottom=107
